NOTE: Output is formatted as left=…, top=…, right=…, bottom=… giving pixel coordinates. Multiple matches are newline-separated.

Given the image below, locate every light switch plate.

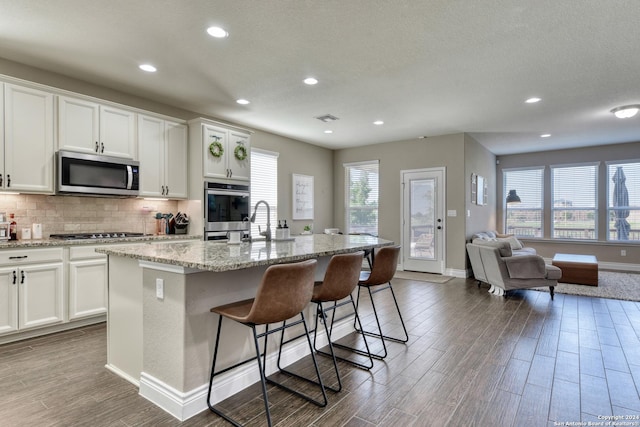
left=156, top=278, right=164, bottom=299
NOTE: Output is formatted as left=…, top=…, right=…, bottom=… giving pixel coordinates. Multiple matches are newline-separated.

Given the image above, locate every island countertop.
left=96, top=233, right=393, bottom=272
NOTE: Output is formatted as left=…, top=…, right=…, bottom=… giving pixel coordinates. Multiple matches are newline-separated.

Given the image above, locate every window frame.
left=503, top=167, right=545, bottom=239
left=606, top=160, right=640, bottom=243
left=344, top=160, right=379, bottom=236
left=250, top=148, right=279, bottom=237
left=550, top=162, right=599, bottom=241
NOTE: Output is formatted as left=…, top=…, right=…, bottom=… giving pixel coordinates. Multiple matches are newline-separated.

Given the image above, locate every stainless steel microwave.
left=57, top=150, right=140, bottom=197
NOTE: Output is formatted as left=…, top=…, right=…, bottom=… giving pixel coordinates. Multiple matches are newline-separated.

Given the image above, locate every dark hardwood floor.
left=1, top=277, right=640, bottom=426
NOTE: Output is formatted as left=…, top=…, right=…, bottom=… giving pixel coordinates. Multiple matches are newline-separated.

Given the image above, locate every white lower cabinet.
left=0, top=248, right=64, bottom=334
left=68, top=246, right=107, bottom=320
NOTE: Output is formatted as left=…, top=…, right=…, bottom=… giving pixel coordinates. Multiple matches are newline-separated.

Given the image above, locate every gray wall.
left=464, top=134, right=497, bottom=239
left=497, top=142, right=640, bottom=264
left=0, top=58, right=335, bottom=236
left=249, top=130, right=334, bottom=235
left=333, top=134, right=470, bottom=272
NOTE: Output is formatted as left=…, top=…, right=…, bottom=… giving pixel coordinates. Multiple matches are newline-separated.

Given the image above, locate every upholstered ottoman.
left=552, top=253, right=598, bottom=286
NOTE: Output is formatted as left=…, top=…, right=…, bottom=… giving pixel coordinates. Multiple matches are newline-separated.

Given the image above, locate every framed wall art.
left=292, top=173, right=314, bottom=220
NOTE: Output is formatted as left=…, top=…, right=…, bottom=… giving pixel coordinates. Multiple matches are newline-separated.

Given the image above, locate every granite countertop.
left=96, top=234, right=394, bottom=272
left=0, top=234, right=200, bottom=249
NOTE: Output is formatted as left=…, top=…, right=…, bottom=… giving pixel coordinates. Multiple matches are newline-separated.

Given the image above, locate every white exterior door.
left=401, top=168, right=445, bottom=274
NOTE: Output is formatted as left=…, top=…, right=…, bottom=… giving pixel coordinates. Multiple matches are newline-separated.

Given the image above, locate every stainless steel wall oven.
left=205, top=181, right=250, bottom=240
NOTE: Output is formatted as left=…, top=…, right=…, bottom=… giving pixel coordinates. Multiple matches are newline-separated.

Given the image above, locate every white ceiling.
left=1, top=0, right=640, bottom=155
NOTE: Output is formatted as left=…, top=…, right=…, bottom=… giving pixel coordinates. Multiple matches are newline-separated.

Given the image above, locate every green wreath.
left=234, top=144, right=248, bottom=161
left=209, top=140, right=224, bottom=158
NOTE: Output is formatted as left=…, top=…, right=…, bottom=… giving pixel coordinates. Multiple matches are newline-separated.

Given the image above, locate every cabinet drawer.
left=69, top=246, right=108, bottom=261
left=0, top=248, right=63, bottom=266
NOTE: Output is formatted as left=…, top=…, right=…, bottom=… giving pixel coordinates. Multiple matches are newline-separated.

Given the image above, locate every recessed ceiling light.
left=324, top=130, right=333, bottom=134
left=611, top=105, right=640, bottom=119
left=139, top=64, right=157, bottom=72
left=525, top=97, right=541, bottom=103
left=236, top=99, right=250, bottom=105
left=303, top=77, right=318, bottom=85
left=540, top=134, right=551, bottom=138
left=373, top=120, right=384, bottom=125
left=207, top=26, right=229, bottom=38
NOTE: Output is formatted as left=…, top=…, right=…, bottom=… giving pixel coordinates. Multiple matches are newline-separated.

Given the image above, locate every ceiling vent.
left=315, top=114, right=340, bottom=123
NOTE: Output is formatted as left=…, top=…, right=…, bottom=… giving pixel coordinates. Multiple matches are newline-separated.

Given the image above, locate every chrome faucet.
left=250, top=200, right=271, bottom=241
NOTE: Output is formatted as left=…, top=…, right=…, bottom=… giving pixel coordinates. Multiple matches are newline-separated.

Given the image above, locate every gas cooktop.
left=49, top=232, right=147, bottom=240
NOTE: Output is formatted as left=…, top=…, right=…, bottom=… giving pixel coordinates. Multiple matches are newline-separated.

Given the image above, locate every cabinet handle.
left=95, top=141, right=99, bottom=152
left=7, top=175, right=10, bottom=187
left=165, top=186, right=169, bottom=195
left=161, top=185, right=166, bottom=196
left=101, top=142, right=105, bottom=153
left=0, top=173, right=3, bottom=186
left=21, top=271, right=25, bottom=284
left=12, top=270, right=16, bottom=285
left=8, top=255, right=28, bottom=260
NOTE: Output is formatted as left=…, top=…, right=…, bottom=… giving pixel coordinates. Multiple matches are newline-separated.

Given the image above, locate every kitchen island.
left=97, top=234, right=393, bottom=421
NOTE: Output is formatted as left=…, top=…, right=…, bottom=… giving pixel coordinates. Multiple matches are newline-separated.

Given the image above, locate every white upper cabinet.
left=138, top=114, right=187, bottom=199
left=58, top=95, right=136, bottom=159
left=200, top=123, right=251, bottom=181
left=2, top=83, right=55, bottom=193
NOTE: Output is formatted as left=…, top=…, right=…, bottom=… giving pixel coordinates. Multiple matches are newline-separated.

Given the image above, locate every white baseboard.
left=138, top=316, right=354, bottom=421
left=105, top=363, right=140, bottom=387
left=0, top=315, right=106, bottom=345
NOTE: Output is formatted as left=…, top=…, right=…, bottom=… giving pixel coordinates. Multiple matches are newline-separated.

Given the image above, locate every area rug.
left=535, top=271, right=640, bottom=302
left=394, top=270, right=453, bottom=283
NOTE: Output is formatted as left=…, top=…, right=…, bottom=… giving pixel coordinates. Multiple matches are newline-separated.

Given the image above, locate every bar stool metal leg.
left=273, top=312, right=328, bottom=406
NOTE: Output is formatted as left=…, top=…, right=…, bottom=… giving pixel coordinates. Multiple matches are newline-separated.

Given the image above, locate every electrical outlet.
left=156, top=278, right=164, bottom=299
left=621, top=250, right=626, bottom=257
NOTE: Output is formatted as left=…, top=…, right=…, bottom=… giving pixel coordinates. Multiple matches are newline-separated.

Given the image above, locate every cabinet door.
left=0, top=267, right=18, bottom=335
left=203, top=125, right=228, bottom=179
left=100, top=105, right=136, bottom=159
left=58, top=95, right=100, bottom=154
left=18, top=263, right=64, bottom=330
left=165, top=121, right=188, bottom=199
left=138, top=115, right=165, bottom=197
left=69, top=258, right=107, bottom=320
left=227, top=130, right=250, bottom=181
left=4, top=84, right=55, bottom=192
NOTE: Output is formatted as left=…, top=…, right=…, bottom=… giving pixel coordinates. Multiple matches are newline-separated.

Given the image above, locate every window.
left=551, top=164, right=598, bottom=240
left=504, top=168, right=544, bottom=238
left=607, top=162, right=640, bottom=242
left=250, top=149, right=278, bottom=237
left=345, top=161, right=379, bottom=236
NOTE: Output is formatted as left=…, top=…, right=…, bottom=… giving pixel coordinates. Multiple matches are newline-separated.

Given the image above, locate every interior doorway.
left=401, top=168, right=445, bottom=274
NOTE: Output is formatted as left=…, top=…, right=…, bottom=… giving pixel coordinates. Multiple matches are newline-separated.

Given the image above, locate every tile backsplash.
left=0, top=194, right=182, bottom=237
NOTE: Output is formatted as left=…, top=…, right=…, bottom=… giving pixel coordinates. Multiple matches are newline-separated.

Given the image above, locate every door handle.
left=12, top=270, right=16, bottom=285
left=21, top=271, right=25, bottom=284
left=95, top=141, right=99, bottom=152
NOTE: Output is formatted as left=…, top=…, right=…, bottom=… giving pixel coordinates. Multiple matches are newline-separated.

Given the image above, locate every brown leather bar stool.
left=306, top=251, right=374, bottom=392
left=206, top=259, right=327, bottom=427
left=354, top=245, right=408, bottom=359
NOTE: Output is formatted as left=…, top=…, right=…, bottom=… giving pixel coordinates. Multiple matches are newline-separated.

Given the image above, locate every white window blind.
left=607, top=162, right=640, bottom=242
left=551, top=164, right=598, bottom=240
left=344, top=161, right=379, bottom=236
left=504, top=168, right=544, bottom=237
left=250, top=149, right=278, bottom=237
